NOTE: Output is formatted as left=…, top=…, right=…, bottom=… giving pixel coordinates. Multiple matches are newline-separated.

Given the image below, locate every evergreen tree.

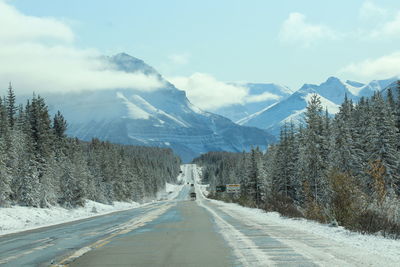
left=0, top=140, right=12, bottom=206
left=6, top=82, right=16, bottom=129
left=303, top=94, right=329, bottom=205
left=53, top=111, right=67, bottom=140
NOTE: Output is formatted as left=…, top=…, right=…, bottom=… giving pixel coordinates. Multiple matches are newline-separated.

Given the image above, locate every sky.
left=2, top=0, right=400, bottom=110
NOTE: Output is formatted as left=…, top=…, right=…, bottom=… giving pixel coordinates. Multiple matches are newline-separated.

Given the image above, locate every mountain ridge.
left=237, top=76, right=399, bottom=136
left=39, top=53, right=275, bottom=162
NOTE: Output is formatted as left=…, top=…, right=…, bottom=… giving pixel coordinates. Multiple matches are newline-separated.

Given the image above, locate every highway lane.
left=70, top=191, right=233, bottom=267
left=0, top=198, right=175, bottom=266
left=69, top=167, right=234, bottom=266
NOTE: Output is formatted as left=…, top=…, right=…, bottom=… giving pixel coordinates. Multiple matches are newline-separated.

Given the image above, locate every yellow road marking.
left=54, top=203, right=172, bottom=266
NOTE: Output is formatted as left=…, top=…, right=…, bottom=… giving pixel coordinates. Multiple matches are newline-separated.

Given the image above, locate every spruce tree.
left=6, top=82, right=16, bottom=129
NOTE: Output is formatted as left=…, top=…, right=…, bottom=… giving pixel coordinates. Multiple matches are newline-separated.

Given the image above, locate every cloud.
left=0, top=1, right=74, bottom=44
left=369, top=11, right=400, bottom=39
left=339, top=52, right=400, bottom=79
left=357, top=1, right=400, bottom=40
left=359, top=1, right=388, bottom=22
left=169, top=74, right=282, bottom=110
left=169, top=73, right=249, bottom=111
left=0, top=1, right=162, bottom=94
left=279, top=12, right=339, bottom=46
left=245, top=92, right=280, bottom=104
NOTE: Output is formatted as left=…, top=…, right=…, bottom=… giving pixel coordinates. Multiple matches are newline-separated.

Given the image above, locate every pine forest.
left=194, top=83, right=400, bottom=238
left=0, top=84, right=181, bottom=209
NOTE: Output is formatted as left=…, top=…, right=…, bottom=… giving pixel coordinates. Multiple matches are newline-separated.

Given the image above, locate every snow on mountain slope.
left=239, top=85, right=340, bottom=136
left=214, top=83, right=294, bottom=122
left=358, top=77, right=399, bottom=97
left=117, top=92, right=152, bottom=120
left=41, top=53, right=275, bottom=162
left=239, top=76, right=399, bottom=136
left=238, top=77, right=397, bottom=136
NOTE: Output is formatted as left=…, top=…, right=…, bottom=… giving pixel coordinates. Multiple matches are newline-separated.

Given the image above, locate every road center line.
left=53, top=203, right=173, bottom=267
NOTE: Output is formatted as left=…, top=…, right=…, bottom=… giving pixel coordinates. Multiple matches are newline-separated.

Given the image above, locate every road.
left=0, top=164, right=397, bottom=266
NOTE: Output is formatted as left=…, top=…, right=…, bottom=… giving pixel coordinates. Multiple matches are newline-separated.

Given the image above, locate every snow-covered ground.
left=164, top=182, right=184, bottom=200
left=205, top=199, right=400, bottom=264
left=0, top=182, right=183, bottom=237
left=0, top=200, right=141, bottom=236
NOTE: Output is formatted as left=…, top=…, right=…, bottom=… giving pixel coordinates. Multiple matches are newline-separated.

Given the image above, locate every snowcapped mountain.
left=42, top=53, right=275, bottom=162
left=214, top=83, right=294, bottom=122
left=238, top=76, right=399, bottom=136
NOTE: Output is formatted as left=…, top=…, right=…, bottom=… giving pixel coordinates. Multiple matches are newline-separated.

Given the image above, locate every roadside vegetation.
left=194, top=83, right=400, bottom=239
left=0, top=84, right=181, bottom=208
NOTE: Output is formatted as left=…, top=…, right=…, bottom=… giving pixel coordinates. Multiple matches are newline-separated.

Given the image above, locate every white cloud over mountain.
left=169, top=73, right=283, bottom=111
left=279, top=12, right=339, bottom=47
left=0, top=1, right=162, bottom=94
left=169, top=73, right=249, bottom=111
left=339, top=52, right=400, bottom=79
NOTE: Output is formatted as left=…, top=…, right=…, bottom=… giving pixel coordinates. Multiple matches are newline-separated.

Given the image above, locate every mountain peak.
left=325, top=76, right=342, bottom=84
left=113, top=52, right=135, bottom=59
left=110, top=52, right=159, bottom=76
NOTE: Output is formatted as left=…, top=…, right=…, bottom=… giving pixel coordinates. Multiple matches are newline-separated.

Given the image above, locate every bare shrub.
left=263, top=193, right=304, bottom=218
left=328, top=170, right=365, bottom=227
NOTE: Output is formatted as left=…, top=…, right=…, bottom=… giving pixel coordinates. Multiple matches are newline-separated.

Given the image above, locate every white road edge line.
left=198, top=200, right=276, bottom=267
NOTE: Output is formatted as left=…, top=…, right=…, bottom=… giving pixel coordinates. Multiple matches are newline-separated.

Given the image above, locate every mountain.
left=238, top=76, right=399, bottom=136
left=214, top=83, right=294, bottom=122
left=42, top=53, right=275, bottom=162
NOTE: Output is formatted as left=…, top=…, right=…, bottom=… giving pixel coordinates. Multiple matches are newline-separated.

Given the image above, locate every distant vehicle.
left=190, top=192, right=196, bottom=200
left=190, top=183, right=194, bottom=187
left=179, top=170, right=183, bottom=173
left=187, top=182, right=189, bottom=184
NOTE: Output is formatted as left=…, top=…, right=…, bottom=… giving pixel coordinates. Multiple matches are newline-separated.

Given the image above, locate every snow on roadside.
left=206, top=199, right=400, bottom=262
left=0, top=200, right=141, bottom=237
left=192, top=165, right=210, bottom=197
left=165, top=182, right=184, bottom=200
left=0, top=179, right=186, bottom=237
left=193, top=164, right=400, bottom=262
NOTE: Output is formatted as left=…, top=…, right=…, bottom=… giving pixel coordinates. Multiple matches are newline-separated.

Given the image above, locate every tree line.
left=194, top=83, right=400, bottom=238
left=0, top=84, right=181, bottom=208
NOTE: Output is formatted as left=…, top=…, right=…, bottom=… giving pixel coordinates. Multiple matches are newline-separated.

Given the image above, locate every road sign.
left=226, top=184, right=240, bottom=193
left=216, top=185, right=226, bottom=192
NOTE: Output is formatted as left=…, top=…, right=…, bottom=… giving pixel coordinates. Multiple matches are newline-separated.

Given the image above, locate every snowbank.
left=0, top=180, right=186, bottom=237
left=0, top=200, right=140, bottom=236
left=195, top=165, right=399, bottom=261
left=165, top=183, right=184, bottom=200
left=206, top=199, right=400, bottom=262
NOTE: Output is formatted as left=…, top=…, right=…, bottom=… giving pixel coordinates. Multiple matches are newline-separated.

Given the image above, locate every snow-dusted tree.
left=367, top=92, right=399, bottom=194
left=329, top=96, right=362, bottom=175
left=52, top=111, right=67, bottom=139
left=6, top=82, right=17, bottom=129
left=0, top=140, right=12, bottom=207
left=245, top=147, right=265, bottom=206
left=38, top=155, right=60, bottom=207
left=60, top=141, right=88, bottom=207
left=18, top=162, right=41, bottom=207
left=302, top=94, right=329, bottom=205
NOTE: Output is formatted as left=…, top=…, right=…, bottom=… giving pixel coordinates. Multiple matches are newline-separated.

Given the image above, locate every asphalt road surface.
left=0, top=164, right=397, bottom=266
